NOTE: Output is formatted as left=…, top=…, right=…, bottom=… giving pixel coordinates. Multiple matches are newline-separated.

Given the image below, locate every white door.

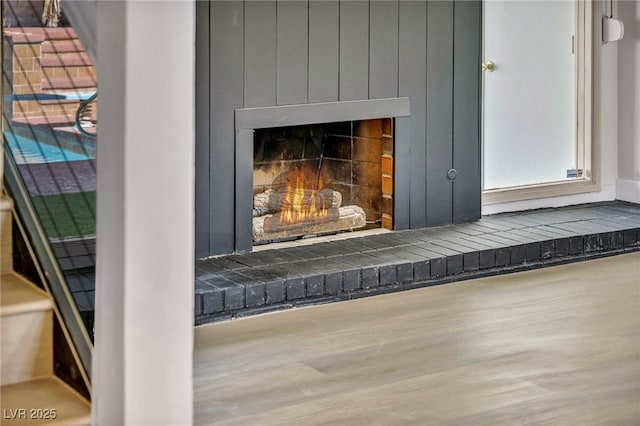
left=483, top=1, right=576, bottom=190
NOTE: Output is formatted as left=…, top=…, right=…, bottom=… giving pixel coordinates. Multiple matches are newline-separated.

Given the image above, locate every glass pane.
left=253, top=119, right=394, bottom=245
left=2, top=1, right=97, bottom=339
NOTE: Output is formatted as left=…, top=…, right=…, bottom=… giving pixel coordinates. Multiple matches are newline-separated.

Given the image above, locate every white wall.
left=483, top=1, right=620, bottom=214
left=617, top=0, right=640, bottom=203
left=92, top=1, right=194, bottom=424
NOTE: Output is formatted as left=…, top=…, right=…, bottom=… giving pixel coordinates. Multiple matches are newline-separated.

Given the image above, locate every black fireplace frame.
left=234, top=97, right=410, bottom=252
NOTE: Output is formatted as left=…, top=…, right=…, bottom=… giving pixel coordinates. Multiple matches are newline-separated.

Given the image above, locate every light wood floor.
left=194, top=253, right=640, bottom=425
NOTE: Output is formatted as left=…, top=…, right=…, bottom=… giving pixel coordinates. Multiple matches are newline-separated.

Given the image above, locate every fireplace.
left=252, top=119, right=393, bottom=244
left=232, top=97, right=410, bottom=253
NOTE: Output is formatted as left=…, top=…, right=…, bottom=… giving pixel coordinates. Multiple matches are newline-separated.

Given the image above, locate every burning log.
left=253, top=188, right=342, bottom=216
left=253, top=205, right=367, bottom=241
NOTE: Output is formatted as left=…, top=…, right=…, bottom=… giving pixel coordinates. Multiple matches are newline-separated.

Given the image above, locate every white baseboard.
left=616, top=178, right=640, bottom=204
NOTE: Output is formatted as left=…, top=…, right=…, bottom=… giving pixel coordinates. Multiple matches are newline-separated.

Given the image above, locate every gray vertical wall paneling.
left=369, top=1, right=399, bottom=99
left=201, top=0, right=483, bottom=255
left=195, top=0, right=210, bottom=258
left=398, top=0, right=427, bottom=229
left=339, top=1, right=370, bottom=101
left=308, top=0, right=339, bottom=103
left=426, top=1, right=454, bottom=227
left=277, top=1, right=309, bottom=105
left=453, top=0, right=481, bottom=223
left=210, top=1, right=244, bottom=255
left=393, top=113, right=411, bottom=231
left=244, top=1, right=277, bottom=107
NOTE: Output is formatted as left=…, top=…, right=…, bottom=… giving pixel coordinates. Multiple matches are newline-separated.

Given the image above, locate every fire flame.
left=280, top=166, right=328, bottom=224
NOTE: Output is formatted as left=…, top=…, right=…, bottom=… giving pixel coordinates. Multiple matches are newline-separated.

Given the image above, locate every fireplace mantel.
left=235, top=97, right=410, bottom=131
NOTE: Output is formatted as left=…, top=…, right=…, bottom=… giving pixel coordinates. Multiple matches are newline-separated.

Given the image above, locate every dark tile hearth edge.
left=194, top=201, right=640, bottom=325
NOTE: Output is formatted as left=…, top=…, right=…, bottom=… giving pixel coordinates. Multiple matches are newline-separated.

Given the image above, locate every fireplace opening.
left=252, top=118, right=393, bottom=244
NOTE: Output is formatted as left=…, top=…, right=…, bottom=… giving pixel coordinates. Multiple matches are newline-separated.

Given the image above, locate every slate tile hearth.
left=195, top=201, right=640, bottom=324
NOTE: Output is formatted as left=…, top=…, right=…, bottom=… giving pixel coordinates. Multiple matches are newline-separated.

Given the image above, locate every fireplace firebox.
left=252, top=118, right=393, bottom=244
left=232, top=97, right=410, bottom=253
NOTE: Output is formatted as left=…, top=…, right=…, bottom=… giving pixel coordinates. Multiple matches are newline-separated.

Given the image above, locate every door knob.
left=481, top=61, right=495, bottom=72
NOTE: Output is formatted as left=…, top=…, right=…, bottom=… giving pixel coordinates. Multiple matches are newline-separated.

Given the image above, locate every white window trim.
left=482, top=0, right=598, bottom=205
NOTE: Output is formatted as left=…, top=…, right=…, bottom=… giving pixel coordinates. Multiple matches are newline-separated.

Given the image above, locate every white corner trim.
left=616, top=178, right=640, bottom=204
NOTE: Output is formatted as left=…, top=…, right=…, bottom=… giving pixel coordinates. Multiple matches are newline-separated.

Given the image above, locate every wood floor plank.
left=195, top=253, right=640, bottom=425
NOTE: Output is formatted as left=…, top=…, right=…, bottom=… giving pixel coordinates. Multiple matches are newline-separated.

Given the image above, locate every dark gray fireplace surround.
left=234, top=98, right=410, bottom=252
left=195, top=1, right=482, bottom=257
